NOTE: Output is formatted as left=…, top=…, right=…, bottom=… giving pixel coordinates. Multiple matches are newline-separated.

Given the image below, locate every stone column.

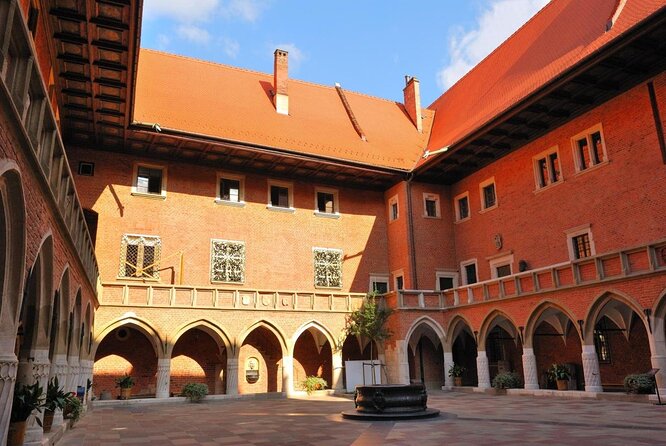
left=0, top=354, right=19, bottom=446
left=443, top=351, right=454, bottom=388
left=383, top=340, right=409, bottom=385
left=67, top=355, right=80, bottom=393
left=651, top=354, right=666, bottom=396
left=331, top=350, right=344, bottom=392
left=22, top=350, right=51, bottom=446
left=521, top=348, right=539, bottom=390
left=79, top=359, right=93, bottom=407
left=282, top=355, right=294, bottom=396
left=226, top=357, right=239, bottom=395
left=156, top=358, right=171, bottom=398
left=476, top=351, right=491, bottom=389
left=581, top=344, right=603, bottom=392
left=49, top=354, right=69, bottom=428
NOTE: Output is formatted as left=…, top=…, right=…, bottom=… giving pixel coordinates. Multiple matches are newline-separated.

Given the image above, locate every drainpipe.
left=405, top=173, right=418, bottom=289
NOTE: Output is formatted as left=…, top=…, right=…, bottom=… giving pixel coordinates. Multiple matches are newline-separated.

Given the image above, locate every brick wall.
left=170, top=329, right=225, bottom=395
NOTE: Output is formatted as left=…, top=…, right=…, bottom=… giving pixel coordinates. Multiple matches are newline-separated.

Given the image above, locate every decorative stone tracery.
left=313, top=248, right=342, bottom=288
left=211, top=239, right=245, bottom=283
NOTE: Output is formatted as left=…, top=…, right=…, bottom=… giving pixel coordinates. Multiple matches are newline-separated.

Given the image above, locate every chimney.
left=273, top=49, right=289, bottom=115
left=403, top=76, right=422, bottom=132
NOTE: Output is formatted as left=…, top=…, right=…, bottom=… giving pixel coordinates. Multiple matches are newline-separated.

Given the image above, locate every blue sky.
left=141, top=0, right=549, bottom=106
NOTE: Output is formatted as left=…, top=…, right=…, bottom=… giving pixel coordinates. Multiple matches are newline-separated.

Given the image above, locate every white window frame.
left=313, top=247, right=343, bottom=289
left=571, top=123, right=608, bottom=173
left=460, top=258, right=478, bottom=285
left=369, top=274, right=390, bottom=294
left=488, top=253, right=514, bottom=279
left=454, top=191, right=470, bottom=223
left=267, top=179, right=295, bottom=213
left=388, top=194, right=399, bottom=222
left=131, top=162, right=167, bottom=199
left=216, top=172, right=245, bottom=207
left=210, top=239, right=246, bottom=284
left=479, top=177, right=497, bottom=212
left=118, top=234, right=161, bottom=280
left=435, top=271, right=459, bottom=291
left=314, top=187, right=340, bottom=218
left=565, top=224, right=596, bottom=260
left=532, top=146, right=563, bottom=191
left=423, top=192, right=441, bottom=219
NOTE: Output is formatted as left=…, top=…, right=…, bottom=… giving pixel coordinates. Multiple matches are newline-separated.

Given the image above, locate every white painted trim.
left=454, top=191, right=470, bottom=223
left=131, top=162, right=167, bottom=198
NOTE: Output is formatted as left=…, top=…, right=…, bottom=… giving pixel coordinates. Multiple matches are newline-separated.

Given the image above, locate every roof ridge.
left=429, top=0, right=555, bottom=108
left=140, top=48, right=408, bottom=106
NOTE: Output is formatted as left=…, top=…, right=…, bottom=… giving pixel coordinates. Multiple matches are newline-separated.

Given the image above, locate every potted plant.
left=44, top=377, right=68, bottom=433
left=548, top=364, right=570, bottom=391
left=115, top=374, right=134, bottom=400
left=448, top=363, right=465, bottom=386
left=301, top=376, right=328, bottom=395
left=63, top=393, right=83, bottom=427
left=8, top=382, right=45, bottom=446
left=492, top=372, right=521, bottom=391
left=624, top=373, right=655, bottom=394
left=181, top=383, right=209, bottom=402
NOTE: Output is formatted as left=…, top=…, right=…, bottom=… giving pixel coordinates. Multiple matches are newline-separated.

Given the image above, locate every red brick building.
left=1, top=0, right=665, bottom=443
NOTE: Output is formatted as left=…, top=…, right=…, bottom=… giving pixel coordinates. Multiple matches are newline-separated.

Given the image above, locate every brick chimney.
left=403, top=76, right=422, bottom=132
left=273, top=49, right=289, bottom=115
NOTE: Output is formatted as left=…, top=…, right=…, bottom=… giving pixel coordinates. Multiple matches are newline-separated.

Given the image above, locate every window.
left=435, top=271, right=458, bottom=291
left=572, top=124, right=607, bottom=172
left=395, top=274, right=404, bottom=291
left=313, top=248, right=342, bottom=288
left=217, top=173, right=244, bottom=205
left=388, top=195, right=399, bottom=221
left=461, top=259, right=478, bottom=285
left=565, top=225, right=595, bottom=260
left=118, top=234, right=161, bottom=279
left=479, top=177, right=497, bottom=211
left=454, top=192, right=470, bottom=222
left=489, top=254, right=514, bottom=279
left=27, top=0, right=39, bottom=36
left=211, top=239, right=245, bottom=283
left=78, top=161, right=94, bottom=176
left=315, top=188, right=339, bottom=216
left=369, top=275, right=389, bottom=294
left=132, top=164, right=166, bottom=197
left=533, top=147, right=562, bottom=189
left=267, top=180, right=294, bottom=211
left=423, top=193, right=440, bottom=218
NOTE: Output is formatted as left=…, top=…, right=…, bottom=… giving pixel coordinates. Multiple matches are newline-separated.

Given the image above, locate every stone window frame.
left=267, top=179, right=295, bottom=213
left=314, top=186, right=340, bottom=218
left=532, top=146, right=563, bottom=192
left=454, top=191, right=470, bottom=223
left=210, top=239, right=246, bottom=284
left=216, top=172, right=246, bottom=208
left=393, top=269, right=405, bottom=291
left=435, top=270, right=459, bottom=291
left=479, top=176, right=497, bottom=212
left=369, top=274, right=390, bottom=294
left=423, top=192, right=441, bottom=219
left=118, top=234, right=161, bottom=280
left=565, top=224, right=596, bottom=260
left=131, top=162, right=167, bottom=199
left=313, top=247, right=343, bottom=289
left=488, top=253, right=514, bottom=279
left=571, top=123, right=608, bottom=174
left=388, top=194, right=399, bottom=222
left=460, top=258, right=478, bottom=285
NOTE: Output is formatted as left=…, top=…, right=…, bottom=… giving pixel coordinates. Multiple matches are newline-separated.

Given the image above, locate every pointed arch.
left=169, top=319, right=232, bottom=356
left=583, top=289, right=647, bottom=343
left=94, top=315, right=164, bottom=358
left=404, top=316, right=445, bottom=354
left=238, top=320, right=287, bottom=356
left=524, top=300, right=580, bottom=349
left=50, top=266, right=71, bottom=358
left=478, top=309, right=520, bottom=351
left=291, top=320, right=336, bottom=354
left=445, top=314, right=475, bottom=351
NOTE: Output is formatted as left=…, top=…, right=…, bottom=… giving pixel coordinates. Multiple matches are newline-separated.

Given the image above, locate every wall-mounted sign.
left=245, top=357, right=259, bottom=384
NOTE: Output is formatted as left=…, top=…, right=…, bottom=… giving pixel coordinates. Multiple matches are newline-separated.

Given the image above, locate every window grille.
left=118, top=235, right=161, bottom=279
left=211, top=240, right=245, bottom=283
left=572, top=233, right=592, bottom=259
left=314, top=248, right=342, bottom=288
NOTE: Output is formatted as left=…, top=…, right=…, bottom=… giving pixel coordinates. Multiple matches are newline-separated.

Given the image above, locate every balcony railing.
left=100, top=282, right=366, bottom=312
left=393, top=239, right=666, bottom=310
left=0, top=1, right=99, bottom=290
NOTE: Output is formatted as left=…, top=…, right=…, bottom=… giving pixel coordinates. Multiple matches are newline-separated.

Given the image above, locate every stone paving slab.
left=58, top=391, right=666, bottom=445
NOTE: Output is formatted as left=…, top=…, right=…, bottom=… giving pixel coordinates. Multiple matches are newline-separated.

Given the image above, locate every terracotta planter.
left=7, top=421, right=27, bottom=446
left=43, top=409, right=55, bottom=433
left=454, top=377, right=463, bottom=387
left=556, top=379, right=569, bottom=391
left=120, top=387, right=132, bottom=400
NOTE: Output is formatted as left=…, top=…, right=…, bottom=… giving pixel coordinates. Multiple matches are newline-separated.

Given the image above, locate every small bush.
left=63, top=393, right=83, bottom=426
left=624, top=374, right=654, bottom=394
left=448, top=363, right=465, bottom=378
left=182, top=383, right=209, bottom=402
left=492, top=372, right=521, bottom=389
left=548, top=364, right=570, bottom=381
left=301, top=376, right=328, bottom=395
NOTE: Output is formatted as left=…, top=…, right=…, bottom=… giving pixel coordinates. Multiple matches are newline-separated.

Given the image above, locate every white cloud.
left=177, top=25, right=211, bottom=45
left=221, top=38, right=240, bottom=58
left=272, top=43, right=305, bottom=72
left=143, top=0, right=219, bottom=24
left=437, top=0, right=550, bottom=91
left=221, top=0, right=271, bottom=23
left=156, top=34, right=170, bottom=50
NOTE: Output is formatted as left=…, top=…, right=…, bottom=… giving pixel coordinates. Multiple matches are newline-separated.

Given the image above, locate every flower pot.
left=556, top=379, right=568, bottom=391
left=120, top=387, right=132, bottom=400
left=454, top=377, right=463, bottom=387
left=43, top=409, right=55, bottom=433
left=7, top=421, right=27, bottom=446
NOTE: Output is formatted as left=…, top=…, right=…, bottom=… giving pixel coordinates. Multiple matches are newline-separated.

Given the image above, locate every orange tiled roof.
left=425, top=0, right=665, bottom=155
left=133, top=50, right=433, bottom=171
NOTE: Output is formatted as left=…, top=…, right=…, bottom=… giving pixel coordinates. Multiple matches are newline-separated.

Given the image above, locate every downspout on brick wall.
left=405, top=175, right=418, bottom=289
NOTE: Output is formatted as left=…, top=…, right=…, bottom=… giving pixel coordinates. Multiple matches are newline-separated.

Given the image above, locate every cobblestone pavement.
left=59, top=391, right=666, bottom=445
